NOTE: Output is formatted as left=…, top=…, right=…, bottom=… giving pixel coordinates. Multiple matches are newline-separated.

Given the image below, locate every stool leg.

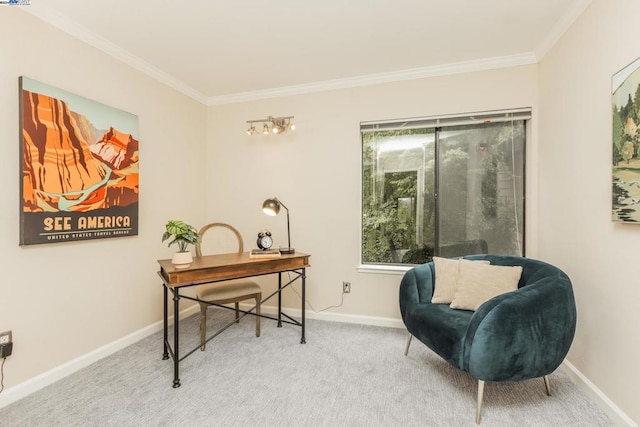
left=235, top=302, right=240, bottom=323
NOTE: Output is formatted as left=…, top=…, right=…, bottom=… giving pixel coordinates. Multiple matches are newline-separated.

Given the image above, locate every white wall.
left=538, top=0, right=640, bottom=423
left=206, top=65, right=539, bottom=321
left=0, top=9, right=207, bottom=391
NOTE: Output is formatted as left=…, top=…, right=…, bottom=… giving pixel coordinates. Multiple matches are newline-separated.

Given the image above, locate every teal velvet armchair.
left=399, top=255, right=577, bottom=423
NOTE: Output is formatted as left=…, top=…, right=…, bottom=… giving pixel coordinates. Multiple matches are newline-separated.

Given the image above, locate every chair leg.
left=235, top=302, right=240, bottom=323
left=476, top=380, right=485, bottom=424
left=404, top=333, right=412, bottom=356
left=543, top=375, right=551, bottom=396
left=199, top=302, right=208, bottom=351
left=255, top=295, right=261, bottom=337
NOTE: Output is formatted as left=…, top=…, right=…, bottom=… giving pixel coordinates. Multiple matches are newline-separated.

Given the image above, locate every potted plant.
left=162, top=220, right=200, bottom=268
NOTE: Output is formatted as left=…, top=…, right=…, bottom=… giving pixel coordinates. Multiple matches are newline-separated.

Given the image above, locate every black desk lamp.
left=262, top=197, right=295, bottom=254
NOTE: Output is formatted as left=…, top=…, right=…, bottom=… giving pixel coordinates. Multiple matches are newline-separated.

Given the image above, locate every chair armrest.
left=462, top=276, right=577, bottom=381
left=399, top=263, right=435, bottom=323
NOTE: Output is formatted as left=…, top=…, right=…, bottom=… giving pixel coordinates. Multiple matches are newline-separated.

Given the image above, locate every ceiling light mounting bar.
left=246, top=115, right=295, bottom=135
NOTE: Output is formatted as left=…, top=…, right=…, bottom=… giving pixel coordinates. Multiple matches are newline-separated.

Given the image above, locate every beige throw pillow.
left=450, top=261, right=522, bottom=311
left=431, top=257, right=489, bottom=304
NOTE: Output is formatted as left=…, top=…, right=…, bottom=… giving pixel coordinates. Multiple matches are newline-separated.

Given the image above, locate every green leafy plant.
left=162, top=220, right=199, bottom=252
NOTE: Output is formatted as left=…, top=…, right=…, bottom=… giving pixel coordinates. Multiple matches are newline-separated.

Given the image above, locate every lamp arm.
left=280, top=201, right=291, bottom=250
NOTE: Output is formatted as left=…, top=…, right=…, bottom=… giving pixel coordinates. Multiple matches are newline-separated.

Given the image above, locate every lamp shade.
left=262, top=198, right=280, bottom=216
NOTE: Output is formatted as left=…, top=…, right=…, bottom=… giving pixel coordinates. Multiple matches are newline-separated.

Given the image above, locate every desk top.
left=158, top=252, right=310, bottom=288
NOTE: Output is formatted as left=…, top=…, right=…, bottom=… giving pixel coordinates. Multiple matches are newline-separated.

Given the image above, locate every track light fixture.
left=246, top=116, right=295, bottom=135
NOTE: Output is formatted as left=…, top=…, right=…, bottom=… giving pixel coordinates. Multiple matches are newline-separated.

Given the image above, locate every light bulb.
left=263, top=123, right=269, bottom=134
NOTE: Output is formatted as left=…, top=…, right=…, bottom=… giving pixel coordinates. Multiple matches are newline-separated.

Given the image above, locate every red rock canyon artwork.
left=19, top=77, right=139, bottom=245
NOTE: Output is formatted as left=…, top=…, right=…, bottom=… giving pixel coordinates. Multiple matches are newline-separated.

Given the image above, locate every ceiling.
left=24, top=0, right=591, bottom=105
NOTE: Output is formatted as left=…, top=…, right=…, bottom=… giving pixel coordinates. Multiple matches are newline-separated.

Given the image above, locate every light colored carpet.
left=0, top=309, right=611, bottom=426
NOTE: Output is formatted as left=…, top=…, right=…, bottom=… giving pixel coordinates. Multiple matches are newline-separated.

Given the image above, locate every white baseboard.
left=307, top=310, right=404, bottom=328
left=243, top=302, right=405, bottom=329
left=0, top=304, right=199, bottom=410
left=561, top=360, right=637, bottom=427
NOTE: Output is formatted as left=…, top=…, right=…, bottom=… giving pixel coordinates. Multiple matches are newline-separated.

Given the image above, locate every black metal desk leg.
left=172, top=288, right=181, bottom=388
left=277, top=272, right=283, bottom=327
left=162, top=284, right=169, bottom=360
left=301, top=268, right=306, bottom=344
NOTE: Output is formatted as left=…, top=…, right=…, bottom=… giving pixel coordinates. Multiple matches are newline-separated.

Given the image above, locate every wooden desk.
left=158, top=252, right=310, bottom=388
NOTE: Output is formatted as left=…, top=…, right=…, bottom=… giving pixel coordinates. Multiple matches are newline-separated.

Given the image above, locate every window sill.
left=357, top=264, right=412, bottom=275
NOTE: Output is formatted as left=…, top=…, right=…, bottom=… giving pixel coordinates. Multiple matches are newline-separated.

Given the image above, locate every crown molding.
left=21, top=3, right=538, bottom=107
left=21, top=4, right=208, bottom=105
left=207, top=52, right=539, bottom=106
left=535, top=0, right=593, bottom=60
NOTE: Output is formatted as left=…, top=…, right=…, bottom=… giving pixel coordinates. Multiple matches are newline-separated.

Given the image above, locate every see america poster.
left=19, top=77, right=139, bottom=245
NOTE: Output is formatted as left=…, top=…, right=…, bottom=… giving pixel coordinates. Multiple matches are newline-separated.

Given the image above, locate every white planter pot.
left=172, top=251, right=193, bottom=269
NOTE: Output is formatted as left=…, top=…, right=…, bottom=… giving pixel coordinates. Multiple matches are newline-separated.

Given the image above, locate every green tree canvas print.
left=613, top=57, right=640, bottom=222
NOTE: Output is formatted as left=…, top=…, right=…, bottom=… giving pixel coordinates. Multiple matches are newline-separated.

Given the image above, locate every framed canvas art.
left=612, top=58, right=640, bottom=222
left=19, top=77, right=139, bottom=245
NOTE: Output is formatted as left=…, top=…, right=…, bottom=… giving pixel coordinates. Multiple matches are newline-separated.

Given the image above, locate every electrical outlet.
left=0, top=331, right=11, bottom=345
left=343, top=281, right=351, bottom=293
left=0, top=331, right=12, bottom=358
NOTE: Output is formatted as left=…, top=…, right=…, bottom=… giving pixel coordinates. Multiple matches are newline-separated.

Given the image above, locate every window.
left=361, top=109, right=528, bottom=266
